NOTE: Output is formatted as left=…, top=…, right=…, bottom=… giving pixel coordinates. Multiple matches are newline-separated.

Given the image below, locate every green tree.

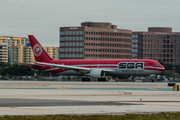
left=62, top=76, right=66, bottom=81
left=166, top=64, right=173, bottom=70
left=175, top=65, right=180, bottom=74
left=1, top=63, right=34, bottom=76
left=67, top=76, right=71, bottom=81
left=160, top=70, right=171, bottom=77
left=171, top=73, right=179, bottom=79
left=0, top=68, right=3, bottom=75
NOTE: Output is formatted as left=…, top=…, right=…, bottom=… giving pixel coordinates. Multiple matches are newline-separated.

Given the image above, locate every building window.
left=76, top=37, right=79, bottom=40
left=80, top=42, right=83, bottom=46
left=80, top=31, right=84, bottom=35
left=60, top=48, right=64, bottom=52
left=65, top=31, right=68, bottom=35
left=76, top=42, right=79, bottom=46
left=76, top=48, right=79, bottom=52
left=65, top=37, right=68, bottom=40
left=60, top=43, right=64, bottom=46
left=60, top=37, right=64, bottom=41
left=60, top=31, right=64, bottom=35
left=132, top=39, right=134, bottom=43
left=138, top=35, right=143, bottom=38
left=80, top=37, right=83, bottom=40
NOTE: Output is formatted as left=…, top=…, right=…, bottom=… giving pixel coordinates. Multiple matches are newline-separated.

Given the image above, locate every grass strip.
left=0, top=112, right=180, bottom=120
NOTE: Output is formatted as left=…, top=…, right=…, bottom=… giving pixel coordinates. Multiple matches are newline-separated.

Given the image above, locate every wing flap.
left=36, top=62, right=112, bottom=73
left=36, top=62, right=91, bottom=72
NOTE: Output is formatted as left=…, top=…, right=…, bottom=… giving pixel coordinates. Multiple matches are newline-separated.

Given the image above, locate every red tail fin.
left=28, top=35, right=53, bottom=62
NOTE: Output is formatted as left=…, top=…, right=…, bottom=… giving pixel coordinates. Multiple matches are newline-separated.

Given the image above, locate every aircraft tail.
left=28, top=35, right=53, bottom=62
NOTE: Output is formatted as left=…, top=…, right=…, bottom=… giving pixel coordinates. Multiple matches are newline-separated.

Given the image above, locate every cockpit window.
left=154, top=63, right=161, bottom=66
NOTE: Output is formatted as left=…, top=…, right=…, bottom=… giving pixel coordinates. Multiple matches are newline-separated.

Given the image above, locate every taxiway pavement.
left=0, top=81, right=180, bottom=115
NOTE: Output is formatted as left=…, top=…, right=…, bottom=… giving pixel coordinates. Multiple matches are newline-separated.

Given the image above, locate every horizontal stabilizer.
left=14, top=62, right=44, bottom=67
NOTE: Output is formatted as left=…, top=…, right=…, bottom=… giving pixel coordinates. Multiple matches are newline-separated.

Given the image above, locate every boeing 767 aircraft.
left=18, top=35, right=164, bottom=81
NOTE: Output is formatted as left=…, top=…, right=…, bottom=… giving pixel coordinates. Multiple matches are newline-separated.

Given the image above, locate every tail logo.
left=33, top=43, right=43, bottom=57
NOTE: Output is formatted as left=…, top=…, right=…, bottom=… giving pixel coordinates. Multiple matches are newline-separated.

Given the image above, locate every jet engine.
left=89, top=69, right=105, bottom=78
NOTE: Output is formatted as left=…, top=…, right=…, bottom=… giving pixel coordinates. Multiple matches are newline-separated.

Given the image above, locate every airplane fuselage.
left=32, top=59, right=164, bottom=77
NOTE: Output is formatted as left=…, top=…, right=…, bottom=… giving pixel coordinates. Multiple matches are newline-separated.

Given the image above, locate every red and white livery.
left=25, top=35, right=165, bottom=78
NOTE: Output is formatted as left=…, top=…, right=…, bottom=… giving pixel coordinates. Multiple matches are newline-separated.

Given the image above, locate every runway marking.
left=38, top=84, right=43, bottom=86
left=0, top=107, right=52, bottom=111
left=148, top=88, right=159, bottom=90
left=157, top=85, right=164, bottom=86
left=61, top=87, right=68, bottom=90
left=124, top=92, right=132, bottom=95
left=143, top=103, right=180, bottom=107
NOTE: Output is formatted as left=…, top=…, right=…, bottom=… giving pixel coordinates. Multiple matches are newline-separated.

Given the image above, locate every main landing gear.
left=97, top=78, right=107, bottom=82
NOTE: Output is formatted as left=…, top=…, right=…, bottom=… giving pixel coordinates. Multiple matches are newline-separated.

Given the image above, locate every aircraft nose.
left=162, top=65, right=165, bottom=71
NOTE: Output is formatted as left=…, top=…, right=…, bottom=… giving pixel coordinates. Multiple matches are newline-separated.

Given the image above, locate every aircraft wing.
left=14, top=62, right=44, bottom=67
left=36, top=62, right=111, bottom=73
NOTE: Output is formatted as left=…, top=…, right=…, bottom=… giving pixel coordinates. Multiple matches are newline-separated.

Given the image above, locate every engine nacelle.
left=89, top=69, right=105, bottom=78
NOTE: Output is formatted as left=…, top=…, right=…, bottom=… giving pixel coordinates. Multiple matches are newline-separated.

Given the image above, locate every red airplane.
left=24, top=35, right=164, bottom=80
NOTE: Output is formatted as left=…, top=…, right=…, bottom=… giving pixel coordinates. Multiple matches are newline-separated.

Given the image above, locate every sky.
left=0, top=0, right=180, bottom=46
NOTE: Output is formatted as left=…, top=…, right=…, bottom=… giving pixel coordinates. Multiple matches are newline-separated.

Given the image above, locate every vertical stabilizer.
left=28, top=35, right=53, bottom=62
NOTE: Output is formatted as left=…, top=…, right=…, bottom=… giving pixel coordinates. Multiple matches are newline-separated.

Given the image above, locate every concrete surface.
left=0, top=81, right=180, bottom=115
